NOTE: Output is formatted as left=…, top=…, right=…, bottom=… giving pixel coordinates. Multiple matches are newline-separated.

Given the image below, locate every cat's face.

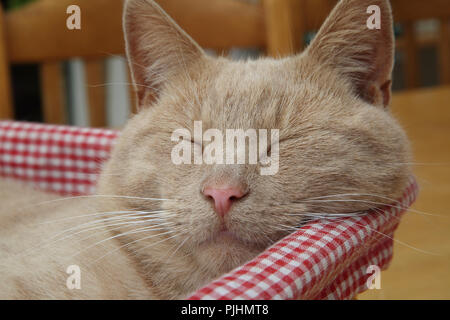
left=98, top=0, right=411, bottom=273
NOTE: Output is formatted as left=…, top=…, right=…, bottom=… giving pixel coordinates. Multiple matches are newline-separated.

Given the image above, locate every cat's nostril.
left=203, top=186, right=247, bottom=218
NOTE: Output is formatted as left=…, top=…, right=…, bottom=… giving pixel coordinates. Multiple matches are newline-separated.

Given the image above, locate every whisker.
left=36, top=209, right=163, bottom=225
left=69, top=225, right=179, bottom=260
left=301, top=198, right=444, bottom=218
left=277, top=216, right=441, bottom=256
left=18, top=194, right=176, bottom=212
left=22, top=212, right=176, bottom=256
left=163, top=232, right=191, bottom=262
left=90, top=227, right=183, bottom=265
left=30, top=219, right=159, bottom=253
left=282, top=211, right=365, bottom=218
left=41, top=210, right=170, bottom=240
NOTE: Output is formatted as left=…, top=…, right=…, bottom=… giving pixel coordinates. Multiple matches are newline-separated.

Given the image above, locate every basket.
left=0, top=121, right=418, bottom=299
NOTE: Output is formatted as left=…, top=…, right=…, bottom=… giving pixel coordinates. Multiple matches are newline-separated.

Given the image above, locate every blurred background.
left=0, top=0, right=449, bottom=299
left=0, top=0, right=448, bottom=128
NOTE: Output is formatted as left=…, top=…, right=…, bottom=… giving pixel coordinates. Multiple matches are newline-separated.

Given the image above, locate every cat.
left=0, top=0, right=411, bottom=299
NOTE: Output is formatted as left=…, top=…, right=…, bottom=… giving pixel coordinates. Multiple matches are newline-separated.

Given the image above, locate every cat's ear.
left=123, top=0, right=205, bottom=108
left=305, top=0, right=394, bottom=107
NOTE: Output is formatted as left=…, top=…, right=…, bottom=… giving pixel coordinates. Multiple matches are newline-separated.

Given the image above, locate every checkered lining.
left=0, top=121, right=418, bottom=300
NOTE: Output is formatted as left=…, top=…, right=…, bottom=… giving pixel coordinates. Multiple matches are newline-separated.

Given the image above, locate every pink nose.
left=203, top=186, right=246, bottom=218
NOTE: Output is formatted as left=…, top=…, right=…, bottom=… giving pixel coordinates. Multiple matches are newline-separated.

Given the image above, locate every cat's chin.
left=205, top=230, right=241, bottom=244
left=198, top=229, right=261, bottom=249
left=193, top=230, right=264, bottom=274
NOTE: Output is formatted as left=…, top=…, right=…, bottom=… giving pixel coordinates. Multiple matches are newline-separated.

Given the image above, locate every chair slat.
left=391, top=0, right=450, bottom=22
left=85, top=59, right=106, bottom=127
left=0, top=6, right=13, bottom=119
left=40, top=62, right=66, bottom=124
left=403, top=22, right=420, bottom=89
left=439, top=19, right=450, bottom=84
left=262, top=0, right=301, bottom=57
left=5, top=0, right=265, bottom=63
left=127, top=68, right=138, bottom=115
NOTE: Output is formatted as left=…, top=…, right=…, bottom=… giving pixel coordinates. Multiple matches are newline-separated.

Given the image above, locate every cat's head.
left=98, top=0, right=411, bottom=273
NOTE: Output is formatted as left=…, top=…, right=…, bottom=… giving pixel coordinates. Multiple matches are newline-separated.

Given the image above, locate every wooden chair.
left=0, top=0, right=304, bottom=126
left=285, top=0, right=450, bottom=89
left=392, top=0, right=450, bottom=88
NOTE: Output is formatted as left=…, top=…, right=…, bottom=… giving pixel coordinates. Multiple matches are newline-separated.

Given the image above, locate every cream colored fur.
left=0, top=0, right=411, bottom=299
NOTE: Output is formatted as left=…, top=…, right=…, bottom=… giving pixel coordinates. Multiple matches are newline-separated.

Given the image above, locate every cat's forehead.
left=160, top=56, right=348, bottom=132
left=203, top=70, right=290, bottom=128
left=212, top=58, right=293, bottom=93
left=194, top=58, right=334, bottom=129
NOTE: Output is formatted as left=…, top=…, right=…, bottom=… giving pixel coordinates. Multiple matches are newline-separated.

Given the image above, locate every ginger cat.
left=0, top=0, right=411, bottom=299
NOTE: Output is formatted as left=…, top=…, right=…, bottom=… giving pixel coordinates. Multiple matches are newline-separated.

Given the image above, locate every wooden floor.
left=360, top=86, right=450, bottom=299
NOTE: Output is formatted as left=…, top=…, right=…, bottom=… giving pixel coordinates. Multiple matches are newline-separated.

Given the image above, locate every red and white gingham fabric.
left=0, top=121, right=118, bottom=195
left=189, top=178, right=418, bottom=299
left=0, top=120, right=419, bottom=300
